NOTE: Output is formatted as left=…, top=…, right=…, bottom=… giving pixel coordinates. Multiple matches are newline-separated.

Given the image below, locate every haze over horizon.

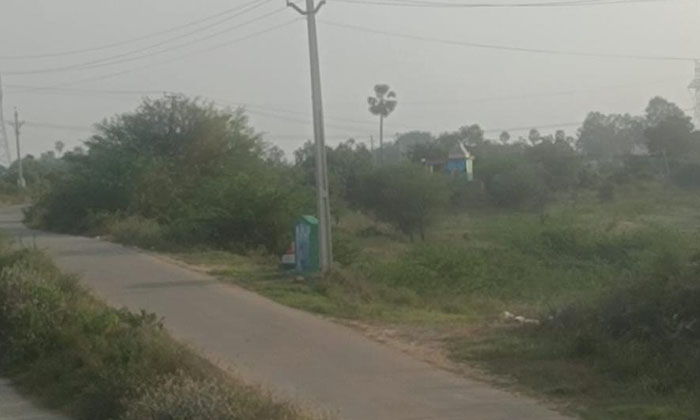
left=0, top=0, right=698, bottom=159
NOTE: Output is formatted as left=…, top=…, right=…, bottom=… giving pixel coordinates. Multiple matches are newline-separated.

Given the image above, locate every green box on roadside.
left=294, top=215, right=319, bottom=273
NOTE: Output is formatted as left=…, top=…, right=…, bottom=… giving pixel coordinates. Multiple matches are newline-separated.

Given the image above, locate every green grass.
left=449, top=328, right=699, bottom=420
left=0, top=242, right=321, bottom=420
left=172, top=182, right=700, bottom=419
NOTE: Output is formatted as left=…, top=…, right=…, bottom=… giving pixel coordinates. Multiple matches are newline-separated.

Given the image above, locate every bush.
left=105, top=215, right=167, bottom=250
left=0, top=244, right=315, bottom=420
left=673, top=162, right=700, bottom=188
left=485, top=163, right=549, bottom=209
left=542, top=250, right=700, bottom=393
left=27, top=95, right=313, bottom=254
left=121, top=372, right=309, bottom=420
left=357, top=164, right=449, bottom=240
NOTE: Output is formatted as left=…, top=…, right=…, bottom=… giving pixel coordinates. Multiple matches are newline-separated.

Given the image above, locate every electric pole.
left=11, top=108, right=25, bottom=188
left=689, top=60, right=700, bottom=126
left=0, top=74, right=13, bottom=168
left=287, top=0, right=333, bottom=273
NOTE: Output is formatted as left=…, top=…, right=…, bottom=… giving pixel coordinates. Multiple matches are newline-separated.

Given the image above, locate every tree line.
left=10, top=94, right=699, bottom=253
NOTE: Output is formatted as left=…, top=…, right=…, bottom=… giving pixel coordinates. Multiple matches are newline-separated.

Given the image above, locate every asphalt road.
left=0, top=206, right=572, bottom=420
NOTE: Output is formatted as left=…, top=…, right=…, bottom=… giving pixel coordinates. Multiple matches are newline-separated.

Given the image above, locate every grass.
left=163, top=182, right=700, bottom=419
left=0, top=242, right=322, bottom=420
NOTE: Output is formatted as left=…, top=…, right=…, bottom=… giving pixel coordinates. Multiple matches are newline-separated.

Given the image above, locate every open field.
left=169, top=182, right=700, bottom=419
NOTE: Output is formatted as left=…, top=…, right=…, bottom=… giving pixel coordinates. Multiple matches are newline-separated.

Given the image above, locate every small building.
left=423, top=142, right=474, bottom=181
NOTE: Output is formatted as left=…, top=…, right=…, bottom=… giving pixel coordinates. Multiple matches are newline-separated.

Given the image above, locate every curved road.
left=0, top=206, right=571, bottom=420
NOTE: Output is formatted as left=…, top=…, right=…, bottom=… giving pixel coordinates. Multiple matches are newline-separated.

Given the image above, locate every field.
left=168, top=182, right=700, bottom=419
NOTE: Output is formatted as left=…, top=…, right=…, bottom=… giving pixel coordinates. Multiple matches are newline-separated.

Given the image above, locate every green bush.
left=121, top=372, right=311, bottom=420
left=0, top=245, right=316, bottom=420
left=485, top=163, right=549, bottom=209
left=27, top=95, right=313, bottom=254
left=105, top=215, right=167, bottom=250
left=543, top=250, right=700, bottom=394
left=357, top=164, right=449, bottom=240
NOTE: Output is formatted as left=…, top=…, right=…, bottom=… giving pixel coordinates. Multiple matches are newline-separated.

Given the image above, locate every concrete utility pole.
left=689, top=60, right=700, bottom=126
left=287, top=0, right=333, bottom=273
left=0, top=74, right=13, bottom=168
left=11, top=109, right=25, bottom=188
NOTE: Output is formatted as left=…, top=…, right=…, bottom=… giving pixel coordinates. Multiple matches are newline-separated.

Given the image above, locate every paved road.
left=0, top=379, right=66, bottom=420
left=0, top=206, right=571, bottom=420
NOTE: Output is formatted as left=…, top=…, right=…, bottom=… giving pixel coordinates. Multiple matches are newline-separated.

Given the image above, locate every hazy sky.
left=0, top=0, right=698, bottom=160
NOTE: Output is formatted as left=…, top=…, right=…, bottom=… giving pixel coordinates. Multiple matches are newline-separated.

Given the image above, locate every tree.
left=555, top=130, right=566, bottom=143
left=29, top=95, right=311, bottom=253
left=368, top=84, right=397, bottom=164
left=642, top=97, right=696, bottom=177
left=528, top=128, right=541, bottom=145
left=645, top=96, right=691, bottom=128
left=358, top=164, right=448, bottom=240
left=499, top=131, right=511, bottom=144
left=54, top=141, right=65, bottom=156
left=577, top=112, right=646, bottom=160
left=460, top=124, right=484, bottom=146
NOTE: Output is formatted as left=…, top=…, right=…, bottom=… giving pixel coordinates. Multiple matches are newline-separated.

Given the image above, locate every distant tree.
left=526, top=137, right=581, bottom=191
left=396, top=131, right=433, bottom=148
left=641, top=97, right=696, bottom=178
left=499, top=131, right=511, bottom=144
left=54, top=141, right=65, bottom=156
left=645, top=96, right=691, bottom=128
left=396, top=131, right=434, bottom=163
left=555, top=130, right=567, bottom=143
left=265, top=145, right=286, bottom=164
left=294, top=138, right=373, bottom=217
left=577, top=112, right=646, bottom=160
left=460, top=124, right=484, bottom=146
left=71, top=146, right=85, bottom=155
left=368, top=84, right=397, bottom=164
left=358, top=164, right=448, bottom=241
left=528, top=128, right=541, bottom=145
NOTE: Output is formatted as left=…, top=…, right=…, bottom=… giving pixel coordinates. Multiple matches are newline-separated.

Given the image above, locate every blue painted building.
left=424, top=142, right=474, bottom=181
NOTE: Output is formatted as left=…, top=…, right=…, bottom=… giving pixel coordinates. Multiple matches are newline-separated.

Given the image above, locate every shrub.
left=105, top=215, right=167, bottom=250
left=121, top=372, right=309, bottom=420
left=0, top=245, right=316, bottom=420
left=543, top=251, right=700, bottom=392
left=598, top=181, right=615, bottom=202
left=357, top=164, right=449, bottom=240
left=673, top=162, right=700, bottom=188
left=485, top=163, right=549, bottom=209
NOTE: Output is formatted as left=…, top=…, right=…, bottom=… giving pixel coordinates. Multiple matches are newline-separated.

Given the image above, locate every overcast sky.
left=0, top=0, right=698, bottom=161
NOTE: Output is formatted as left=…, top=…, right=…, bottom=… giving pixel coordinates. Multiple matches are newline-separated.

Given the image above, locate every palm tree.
left=368, top=84, right=397, bottom=164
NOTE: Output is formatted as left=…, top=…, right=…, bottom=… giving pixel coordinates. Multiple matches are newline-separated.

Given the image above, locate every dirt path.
left=0, top=206, right=572, bottom=420
left=0, top=379, right=67, bottom=420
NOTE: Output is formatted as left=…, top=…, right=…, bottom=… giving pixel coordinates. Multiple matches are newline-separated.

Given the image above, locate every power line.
left=321, top=20, right=697, bottom=62
left=335, top=0, right=671, bottom=8
left=4, top=5, right=285, bottom=76
left=0, top=0, right=276, bottom=60
left=6, top=19, right=300, bottom=92
left=24, top=121, right=95, bottom=133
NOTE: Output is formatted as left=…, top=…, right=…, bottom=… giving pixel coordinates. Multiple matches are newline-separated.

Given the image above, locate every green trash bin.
left=295, top=215, right=319, bottom=273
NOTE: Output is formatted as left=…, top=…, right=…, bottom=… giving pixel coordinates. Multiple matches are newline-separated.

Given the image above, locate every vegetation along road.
left=0, top=205, right=569, bottom=420
left=0, top=379, right=66, bottom=420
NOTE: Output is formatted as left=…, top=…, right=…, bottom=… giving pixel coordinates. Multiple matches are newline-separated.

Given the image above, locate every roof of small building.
left=448, top=142, right=473, bottom=160
left=298, top=215, right=319, bottom=225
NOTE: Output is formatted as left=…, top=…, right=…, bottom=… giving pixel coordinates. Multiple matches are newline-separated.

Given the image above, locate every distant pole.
left=0, top=74, right=13, bottom=167
left=690, top=60, right=700, bottom=126
left=287, top=0, right=333, bottom=273
left=12, top=108, right=25, bottom=188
